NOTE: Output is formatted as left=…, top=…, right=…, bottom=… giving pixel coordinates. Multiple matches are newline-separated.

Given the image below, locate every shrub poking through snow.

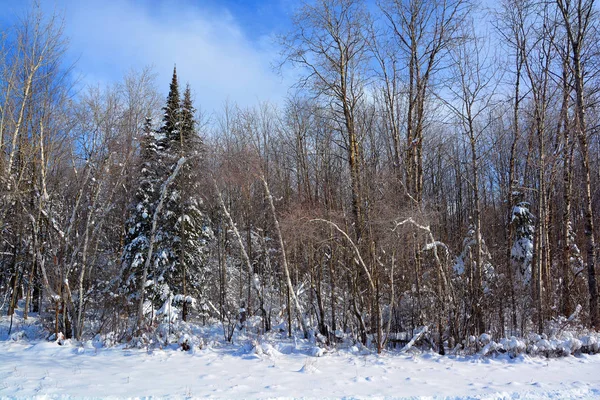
left=581, top=335, right=599, bottom=354
left=451, top=330, right=600, bottom=358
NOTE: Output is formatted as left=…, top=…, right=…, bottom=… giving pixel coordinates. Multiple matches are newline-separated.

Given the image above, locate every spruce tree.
left=122, top=70, right=212, bottom=324
left=152, top=67, right=184, bottom=307
left=454, top=222, right=496, bottom=291
left=176, top=84, right=212, bottom=321
left=120, top=118, right=161, bottom=304
left=154, top=74, right=212, bottom=321
left=181, top=84, right=195, bottom=142
left=160, top=66, right=182, bottom=144
left=511, top=201, right=535, bottom=285
left=122, top=67, right=183, bottom=313
left=159, top=83, right=212, bottom=321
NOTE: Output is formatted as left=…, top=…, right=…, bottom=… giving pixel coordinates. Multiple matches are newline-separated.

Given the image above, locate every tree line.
left=1, top=0, right=600, bottom=353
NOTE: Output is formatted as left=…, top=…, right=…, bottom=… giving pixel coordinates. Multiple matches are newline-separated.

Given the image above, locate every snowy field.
left=2, top=337, right=600, bottom=399
left=1, top=313, right=600, bottom=399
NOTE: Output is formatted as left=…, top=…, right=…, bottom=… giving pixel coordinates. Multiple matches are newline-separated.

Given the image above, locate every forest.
left=1, top=0, right=600, bottom=356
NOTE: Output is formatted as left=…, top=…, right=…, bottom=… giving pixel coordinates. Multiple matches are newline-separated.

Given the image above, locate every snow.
left=0, top=342, right=599, bottom=399
left=0, top=338, right=599, bottom=398
left=511, top=206, right=529, bottom=221
left=1, top=314, right=600, bottom=399
left=422, top=241, right=448, bottom=252
left=454, top=257, right=465, bottom=275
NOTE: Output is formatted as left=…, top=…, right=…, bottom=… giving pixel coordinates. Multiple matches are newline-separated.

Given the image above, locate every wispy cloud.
left=51, top=0, right=291, bottom=112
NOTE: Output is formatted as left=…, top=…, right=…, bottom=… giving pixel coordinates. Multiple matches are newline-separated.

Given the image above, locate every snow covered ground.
left=1, top=338, right=600, bottom=399
left=1, top=313, right=600, bottom=399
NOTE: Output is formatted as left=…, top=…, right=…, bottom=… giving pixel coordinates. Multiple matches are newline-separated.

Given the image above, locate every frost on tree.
left=510, top=202, right=534, bottom=285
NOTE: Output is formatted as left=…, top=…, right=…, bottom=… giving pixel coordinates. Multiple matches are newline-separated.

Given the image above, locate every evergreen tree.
left=151, top=67, right=184, bottom=308
left=160, top=66, right=182, bottom=144
left=152, top=74, right=213, bottom=321
left=159, top=83, right=212, bottom=321
left=565, top=221, right=584, bottom=275
left=121, top=70, right=212, bottom=323
left=180, top=84, right=195, bottom=143
left=120, top=118, right=162, bottom=304
left=454, top=222, right=496, bottom=291
left=511, top=201, right=535, bottom=285
left=176, top=84, right=212, bottom=320
left=120, top=67, right=185, bottom=313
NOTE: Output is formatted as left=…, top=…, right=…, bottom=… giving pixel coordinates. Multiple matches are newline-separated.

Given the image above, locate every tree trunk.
left=260, top=174, right=309, bottom=338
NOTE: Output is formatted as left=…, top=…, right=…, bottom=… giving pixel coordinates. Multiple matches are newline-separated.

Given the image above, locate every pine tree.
left=180, top=84, right=195, bottom=143
left=511, top=201, right=535, bottom=285
left=151, top=67, right=184, bottom=307
left=159, top=83, right=212, bottom=321
left=120, top=118, right=162, bottom=304
left=121, top=70, right=212, bottom=324
left=121, top=67, right=184, bottom=314
left=176, top=84, right=212, bottom=321
left=454, top=222, right=496, bottom=290
left=153, top=74, right=212, bottom=321
left=160, top=66, right=182, bottom=144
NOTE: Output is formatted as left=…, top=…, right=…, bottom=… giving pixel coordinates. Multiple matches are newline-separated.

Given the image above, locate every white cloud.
left=58, top=0, right=290, bottom=113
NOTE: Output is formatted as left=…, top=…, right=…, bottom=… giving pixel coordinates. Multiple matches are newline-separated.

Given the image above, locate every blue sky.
left=0, top=0, right=297, bottom=112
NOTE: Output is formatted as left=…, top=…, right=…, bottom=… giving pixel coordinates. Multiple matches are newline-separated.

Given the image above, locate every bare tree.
left=281, top=0, right=370, bottom=241
left=442, top=23, right=501, bottom=336
left=556, top=0, right=599, bottom=328
left=380, top=0, right=469, bottom=205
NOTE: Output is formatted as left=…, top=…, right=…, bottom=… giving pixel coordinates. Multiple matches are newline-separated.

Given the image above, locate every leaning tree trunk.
left=260, top=174, right=309, bottom=339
